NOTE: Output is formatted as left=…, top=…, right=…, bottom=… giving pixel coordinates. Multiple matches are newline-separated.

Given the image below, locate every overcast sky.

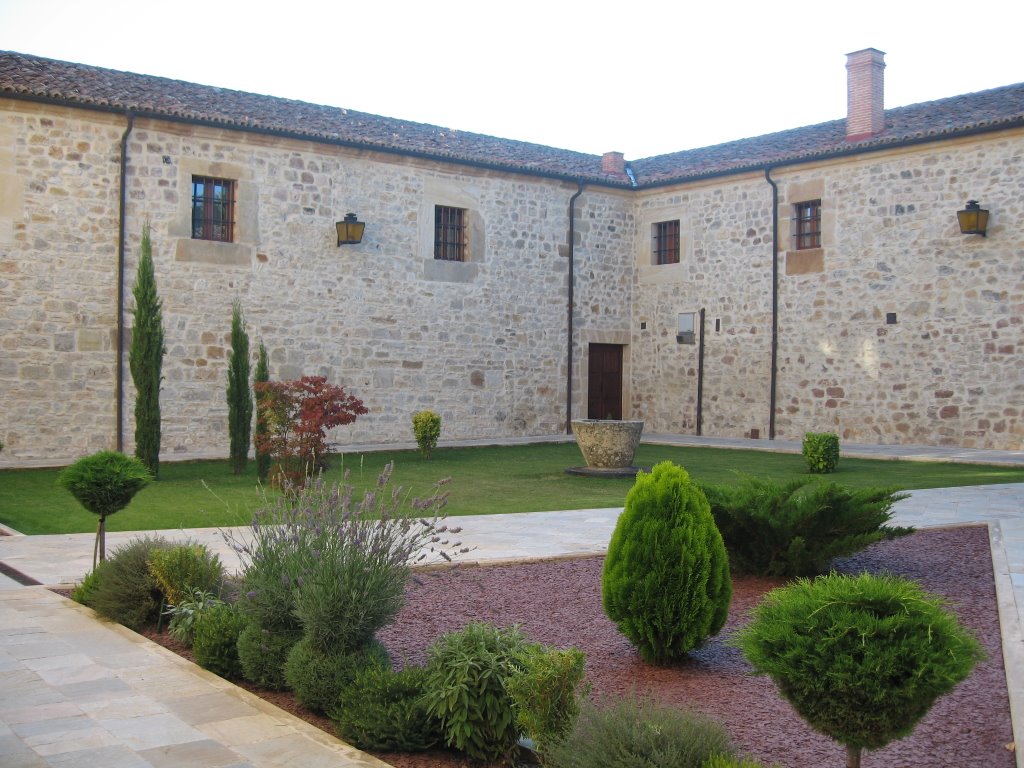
left=2, top=0, right=1022, bottom=158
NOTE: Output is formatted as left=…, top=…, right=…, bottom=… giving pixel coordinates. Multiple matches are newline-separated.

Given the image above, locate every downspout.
left=116, top=111, right=135, bottom=451
left=764, top=167, right=779, bottom=440
left=566, top=182, right=585, bottom=433
left=696, top=308, right=706, bottom=435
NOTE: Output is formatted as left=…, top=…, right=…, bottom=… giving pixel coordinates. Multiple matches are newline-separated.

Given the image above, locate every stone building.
left=0, top=48, right=1021, bottom=465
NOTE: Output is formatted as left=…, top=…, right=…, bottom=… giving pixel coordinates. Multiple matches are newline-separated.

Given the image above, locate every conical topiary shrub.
left=601, top=461, right=732, bottom=664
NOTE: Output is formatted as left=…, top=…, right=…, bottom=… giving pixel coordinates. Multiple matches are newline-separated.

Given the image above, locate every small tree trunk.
left=846, top=744, right=862, bottom=768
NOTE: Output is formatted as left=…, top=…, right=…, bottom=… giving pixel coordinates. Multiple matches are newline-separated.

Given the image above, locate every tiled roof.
left=2, top=50, right=1023, bottom=189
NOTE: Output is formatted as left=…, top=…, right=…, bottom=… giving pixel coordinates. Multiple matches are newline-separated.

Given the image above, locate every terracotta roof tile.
left=2, top=50, right=1023, bottom=188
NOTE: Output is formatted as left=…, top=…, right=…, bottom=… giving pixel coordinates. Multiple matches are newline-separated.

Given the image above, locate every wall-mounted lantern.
left=336, top=213, right=366, bottom=245
left=956, top=200, right=989, bottom=237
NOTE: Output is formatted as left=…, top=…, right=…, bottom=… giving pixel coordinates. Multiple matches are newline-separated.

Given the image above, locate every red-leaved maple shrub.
left=253, top=376, right=368, bottom=488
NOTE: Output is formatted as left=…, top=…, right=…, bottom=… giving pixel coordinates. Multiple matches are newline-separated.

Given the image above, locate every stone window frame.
left=171, top=158, right=255, bottom=267
left=652, top=219, right=681, bottom=265
left=434, top=204, right=467, bottom=261
left=191, top=176, right=236, bottom=242
left=781, top=178, right=831, bottom=276
left=420, top=179, right=484, bottom=282
left=792, top=199, right=822, bottom=250
left=637, top=207, right=689, bottom=285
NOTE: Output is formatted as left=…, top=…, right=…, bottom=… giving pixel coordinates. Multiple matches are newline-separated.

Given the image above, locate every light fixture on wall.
left=956, top=200, right=989, bottom=237
left=336, top=213, right=365, bottom=245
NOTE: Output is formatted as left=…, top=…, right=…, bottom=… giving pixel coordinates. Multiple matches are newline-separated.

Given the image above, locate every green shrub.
left=71, top=561, right=108, bottom=605
left=544, top=694, right=734, bottom=768
left=86, top=536, right=171, bottom=630
left=236, top=621, right=301, bottom=691
left=57, top=450, right=152, bottom=566
left=505, top=645, right=588, bottom=756
left=422, top=622, right=533, bottom=764
left=735, top=572, right=984, bottom=768
left=254, top=341, right=271, bottom=483
left=802, top=431, right=840, bottom=474
left=602, top=461, right=731, bottom=664
left=163, top=587, right=223, bottom=645
left=227, top=300, right=253, bottom=476
left=147, top=543, right=225, bottom=606
left=284, top=636, right=390, bottom=713
left=331, top=664, right=442, bottom=752
left=411, top=410, right=441, bottom=459
left=703, top=755, right=781, bottom=768
left=192, top=602, right=246, bottom=678
left=129, top=222, right=165, bottom=478
left=701, top=478, right=912, bottom=577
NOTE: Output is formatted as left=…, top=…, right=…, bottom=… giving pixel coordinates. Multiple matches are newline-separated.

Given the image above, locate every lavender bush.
left=226, top=462, right=467, bottom=659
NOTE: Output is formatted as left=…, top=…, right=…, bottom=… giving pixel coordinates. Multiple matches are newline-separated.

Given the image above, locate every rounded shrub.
left=544, top=694, right=734, bottom=768
left=802, top=431, right=840, bottom=474
left=284, top=636, right=390, bottom=713
left=86, top=536, right=171, bottom=630
left=602, top=461, right=732, bottom=664
left=331, top=664, right=443, bottom=752
left=422, top=622, right=533, bottom=764
left=147, top=543, right=225, bottom=606
left=236, top=621, right=301, bottom=691
left=411, top=409, right=441, bottom=459
left=192, top=602, right=246, bottom=678
left=735, top=572, right=984, bottom=767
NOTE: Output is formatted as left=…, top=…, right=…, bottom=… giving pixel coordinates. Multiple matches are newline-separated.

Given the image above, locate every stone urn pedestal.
left=566, top=419, right=648, bottom=478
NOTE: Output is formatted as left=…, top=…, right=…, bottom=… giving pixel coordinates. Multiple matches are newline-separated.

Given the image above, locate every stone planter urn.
left=568, top=419, right=646, bottom=477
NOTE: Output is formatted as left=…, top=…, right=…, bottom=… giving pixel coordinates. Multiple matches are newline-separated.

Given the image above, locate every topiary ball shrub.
left=284, top=636, right=391, bottom=713
left=735, top=572, right=985, bottom=768
left=331, top=664, right=443, bottom=752
left=236, top=621, right=301, bottom=691
left=422, top=622, right=533, bottom=764
left=86, top=535, right=171, bottom=630
left=192, top=602, right=246, bottom=678
left=802, top=431, right=840, bottom=474
left=543, top=693, right=734, bottom=768
left=411, top=409, right=441, bottom=459
left=602, top=461, right=732, bottom=664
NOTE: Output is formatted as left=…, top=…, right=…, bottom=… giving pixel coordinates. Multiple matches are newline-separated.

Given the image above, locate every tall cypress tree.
left=254, top=341, right=271, bottom=483
left=227, top=301, right=253, bottom=475
left=129, top=223, right=165, bottom=478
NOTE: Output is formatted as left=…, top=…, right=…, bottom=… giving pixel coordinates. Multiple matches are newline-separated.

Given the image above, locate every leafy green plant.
left=544, top=693, right=734, bottom=768
left=412, top=410, right=441, bottom=459
left=227, top=301, right=253, bottom=476
left=803, top=431, right=840, bottom=474
left=253, top=376, right=368, bottom=488
left=701, top=477, right=912, bottom=577
left=71, top=560, right=108, bottom=605
left=284, top=636, right=390, bottom=713
left=602, top=461, right=731, bottom=664
left=147, top=542, right=225, bottom=606
left=505, top=645, right=588, bottom=757
left=735, top=572, right=984, bottom=768
left=331, top=664, right=443, bottom=752
left=236, top=621, right=301, bottom=691
left=192, top=602, right=246, bottom=678
left=703, top=755, right=781, bottom=768
left=163, top=587, right=223, bottom=644
left=422, top=622, right=533, bottom=764
left=57, top=450, right=152, bottom=566
left=254, top=341, right=271, bottom=483
left=129, top=222, right=165, bottom=478
left=85, top=535, right=171, bottom=630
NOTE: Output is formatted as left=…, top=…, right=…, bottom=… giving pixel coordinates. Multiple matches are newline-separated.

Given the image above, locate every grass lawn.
left=2, top=442, right=1022, bottom=535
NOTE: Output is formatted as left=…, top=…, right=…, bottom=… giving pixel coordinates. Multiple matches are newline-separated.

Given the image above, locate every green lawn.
left=2, top=442, right=1022, bottom=535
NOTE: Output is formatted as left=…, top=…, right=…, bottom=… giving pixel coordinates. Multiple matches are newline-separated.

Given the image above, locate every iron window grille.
left=793, top=200, right=821, bottom=250
left=191, top=176, right=235, bottom=242
left=653, top=220, right=681, bottom=265
left=434, top=205, right=466, bottom=261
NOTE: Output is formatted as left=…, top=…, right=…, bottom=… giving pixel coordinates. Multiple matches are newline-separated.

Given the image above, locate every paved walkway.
left=1, top=435, right=1022, bottom=767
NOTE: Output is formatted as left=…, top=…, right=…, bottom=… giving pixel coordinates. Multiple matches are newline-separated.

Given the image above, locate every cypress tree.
left=254, top=341, right=271, bottom=483
left=227, top=301, right=253, bottom=475
left=129, top=223, right=165, bottom=478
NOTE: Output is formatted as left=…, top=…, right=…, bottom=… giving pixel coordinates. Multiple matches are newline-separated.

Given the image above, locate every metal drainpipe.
left=116, top=111, right=134, bottom=451
left=764, top=166, right=779, bottom=440
left=696, top=308, right=706, bottom=435
left=566, top=182, right=585, bottom=434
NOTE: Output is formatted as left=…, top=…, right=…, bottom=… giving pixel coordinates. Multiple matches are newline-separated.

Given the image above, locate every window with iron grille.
left=434, top=205, right=466, bottom=261
left=653, top=220, right=680, bottom=265
left=191, top=176, right=235, bottom=242
left=793, top=200, right=821, bottom=250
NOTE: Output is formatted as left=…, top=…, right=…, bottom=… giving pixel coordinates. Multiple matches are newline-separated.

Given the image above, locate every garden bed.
left=147, top=525, right=1013, bottom=768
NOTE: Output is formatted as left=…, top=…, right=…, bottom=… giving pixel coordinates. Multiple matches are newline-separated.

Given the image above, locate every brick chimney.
left=846, top=48, right=886, bottom=140
left=601, top=151, right=625, bottom=174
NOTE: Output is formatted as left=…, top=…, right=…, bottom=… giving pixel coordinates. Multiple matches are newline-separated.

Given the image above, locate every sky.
left=2, top=0, right=1022, bottom=159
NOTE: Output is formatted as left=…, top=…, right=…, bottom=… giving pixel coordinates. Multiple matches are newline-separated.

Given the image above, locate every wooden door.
left=588, top=344, right=623, bottom=420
